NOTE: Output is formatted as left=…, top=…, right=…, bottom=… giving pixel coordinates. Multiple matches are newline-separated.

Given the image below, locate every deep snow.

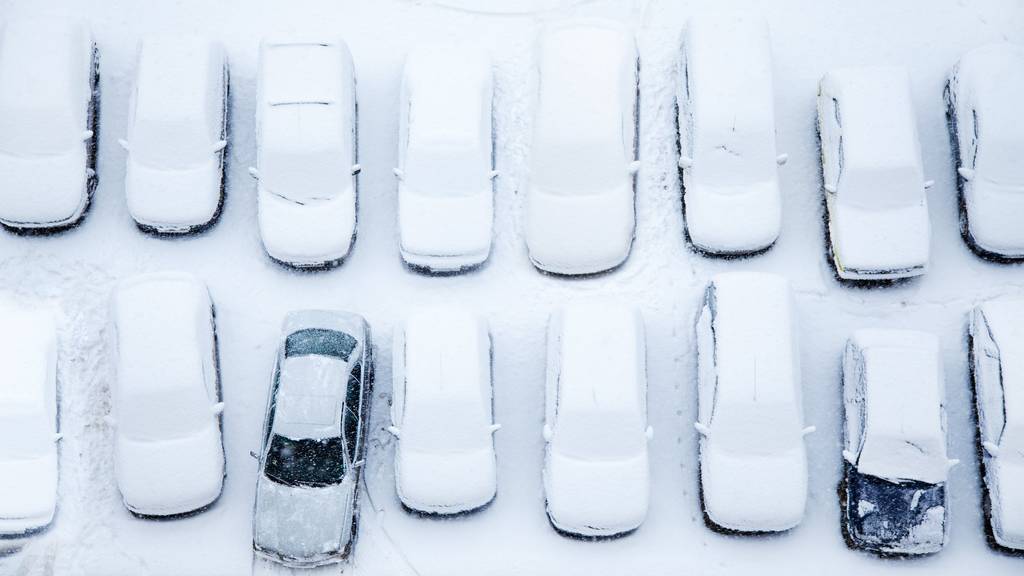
left=0, top=0, right=1022, bottom=574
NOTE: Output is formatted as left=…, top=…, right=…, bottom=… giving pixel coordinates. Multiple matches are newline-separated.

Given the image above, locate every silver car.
left=252, top=310, right=374, bottom=568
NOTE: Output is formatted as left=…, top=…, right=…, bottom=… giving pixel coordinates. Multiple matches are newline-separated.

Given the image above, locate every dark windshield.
left=264, top=434, right=347, bottom=487
left=285, top=328, right=357, bottom=360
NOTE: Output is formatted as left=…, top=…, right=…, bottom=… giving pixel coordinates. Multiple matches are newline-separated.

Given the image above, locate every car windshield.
left=285, top=328, right=357, bottom=360
left=976, top=137, right=1024, bottom=186
left=0, top=107, right=78, bottom=155
left=554, top=408, right=643, bottom=461
left=0, top=412, right=50, bottom=460
left=131, top=117, right=213, bottom=169
left=402, top=392, right=489, bottom=453
left=405, top=143, right=489, bottom=197
left=260, top=103, right=348, bottom=202
left=710, top=403, right=801, bottom=456
left=119, top=387, right=210, bottom=442
left=264, top=433, right=347, bottom=487
left=693, top=130, right=776, bottom=188
left=839, top=165, right=921, bottom=210
left=532, top=140, right=627, bottom=196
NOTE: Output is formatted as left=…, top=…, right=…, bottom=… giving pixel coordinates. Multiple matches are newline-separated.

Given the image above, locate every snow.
left=0, top=18, right=93, bottom=228
left=392, top=307, right=497, bottom=513
left=846, top=329, right=953, bottom=485
left=397, top=44, right=494, bottom=270
left=0, top=0, right=1023, bottom=574
left=525, top=22, right=637, bottom=274
left=124, top=34, right=225, bottom=232
left=697, top=272, right=808, bottom=532
left=948, top=43, right=1024, bottom=258
left=680, top=11, right=782, bottom=254
left=819, top=66, right=930, bottom=279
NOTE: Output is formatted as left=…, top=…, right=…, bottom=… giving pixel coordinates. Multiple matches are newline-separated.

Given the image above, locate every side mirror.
left=248, top=167, right=260, bottom=180
left=542, top=424, right=553, bottom=442
left=982, top=441, right=1000, bottom=457
left=249, top=450, right=260, bottom=460
left=393, top=168, right=404, bottom=181
left=957, top=167, right=975, bottom=181
left=211, top=402, right=225, bottom=416
left=82, top=130, right=94, bottom=141
left=842, top=449, right=857, bottom=464
left=693, top=422, right=710, bottom=437
left=53, top=433, right=63, bottom=442
left=351, top=164, right=362, bottom=176
left=117, top=138, right=130, bottom=151
left=488, top=170, right=500, bottom=180
left=824, top=183, right=838, bottom=194
left=923, top=179, right=935, bottom=189
left=802, top=425, right=817, bottom=436
left=628, top=160, right=641, bottom=175
left=776, top=153, right=789, bottom=166
left=645, top=426, right=654, bottom=441
left=678, top=155, right=693, bottom=169
left=213, top=140, right=228, bottom=153
left=386, top=425, right=401, bottom=438
left=489, top=423, right=502, bottom=434
left=352, top=460, right=365, bottom=469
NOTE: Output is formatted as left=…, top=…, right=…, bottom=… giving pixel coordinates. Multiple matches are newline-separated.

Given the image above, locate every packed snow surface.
left=0, top=0, right=1023, bottom=574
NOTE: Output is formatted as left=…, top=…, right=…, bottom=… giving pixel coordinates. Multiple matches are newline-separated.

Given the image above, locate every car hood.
left=396, top=447, right=496, bottom=513
left=258, top=186, right=355, bottom=266
left=126, top=157, right=221, bottom=229
left=0, top=454, right=57, bottom=526
left=398, top=185, right=492, bottom=258
left=253, top=474, right=355, bottom=563
left=0, top=150, right=87, bottom=225
left=115, top=425, right=224, bottom=515
left=685, top=179, right=781, bottom=253
left=544, top=449, right=648, bottom=535
left=525, top=184, right=634, bottom=275
left=832, top=201, right=930, bottom=274
left=965, top=179, right=1024, bottom=256
left=700, top=443, right=807, bottom=531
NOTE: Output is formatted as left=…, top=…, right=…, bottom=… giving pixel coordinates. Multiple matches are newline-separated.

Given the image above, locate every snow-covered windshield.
left=260, top=103, right=348, bottom=202
left=132, top=117, right=213, bottom=169
left=285, top=328, right=357, bottom=361
left=532, top=140, right=627, bottom=196
left=264, top=433, right=347, bottom=487
left=694, top=130, right=776, bottom=188
left=0, top=412, right=49, bottom=459
left=0, top=108, right=78, bottom=156
left=405, top=143, right=489, bottom=197
left=120, top=388, right=210, bottom=442
left=402, top=391, right=489, bottom=453
left=839, top=164, right=921, bottom=210
left=710, top=403, right=801, bottom=456
left=976, top=137, right=1024, bottom=185
left=555, top=409, right=643, bottom=461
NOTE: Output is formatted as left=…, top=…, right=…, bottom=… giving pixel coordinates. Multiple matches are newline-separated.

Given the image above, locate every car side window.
left=832, top=98, right=844, bottom=188
left=969, top=108, right=980, bottom=170
left=343, top=361, right=363, bottom=459
left=262, top=362, right=281, bottom=450
left=977, top=347, right=1006, bottom=443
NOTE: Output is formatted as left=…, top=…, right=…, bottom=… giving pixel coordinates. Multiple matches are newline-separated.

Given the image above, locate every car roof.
left=975, top=299, right=1024, bottom=426
left=706, top=271, right=798, bottom=408
left=955, top=43, right=1024, bottom=144
left=113, top=272, right=211, bottom=401
left=259, top=40, right=351, bottom=107
left=274, top=354, right=347, bottom=440
left=134, top=35, right=224, bottom=128
left=819, top=66, right=921, bottom=174
left=0, top=19, right=91, bottom=121
left=556, top=301, right=644, bottom=415
left=0, top=305, right=55, bottom=413
left=684, top=11, right=775, bottom=142
left=402, top=307, right=488, bottom=410
left=404, top=43, right=491, bottom=148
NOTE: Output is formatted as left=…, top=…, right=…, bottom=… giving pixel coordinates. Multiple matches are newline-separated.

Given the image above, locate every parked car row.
left=1, top=271, right=1019, bottom=563
left=1, top=17, right=1019, bottom=277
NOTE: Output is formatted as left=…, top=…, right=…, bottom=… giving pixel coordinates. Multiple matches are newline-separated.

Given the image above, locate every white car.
left=817, top=67, right=932, bottom=281
left=525, top=23, right=639, bottom=275
left=969, top=299, right=1024, bottom=550
left=121, top=35, right=228, bottom=234
left=695, top=272, right=812, bottom=532
left=109, top=272, right=225, bottom=517
left=395, top=44, right=496, bottom=272
left=841, top=329, right=956, bottom=555
left=678, top=11, right=786, bottom=255
left=946, top=43, right=1024, bottom=260
left=0, top=306, right=58, bottom=537
left=390, top=307, right=499, bottom=514
left=252, top=39, right=359, bottom=268
left=543, top=301, right=650, bottom=537
left=0, top=19, right=97, bottom=231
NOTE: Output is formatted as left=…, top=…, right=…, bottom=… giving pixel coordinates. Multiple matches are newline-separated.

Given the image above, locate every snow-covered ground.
left=0, top=0, right=1022, bottom=574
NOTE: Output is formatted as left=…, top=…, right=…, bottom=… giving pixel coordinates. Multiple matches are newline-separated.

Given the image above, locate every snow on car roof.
left=851, top=329, right=950, bottom=484
left=975, top=299, right=1024, bottom=426
left=684, top=11, right=775, bottom=144
left=954, top=43, right=1024, bottom=144
left=403, top=307, right=488, bottom=408
left=275, top=355, right=346, bottom=440
left=819, top=66, right=920, bottom=173
left=260, top=40, right=350, bottom=106
left=404, top=43, right=490, bottom=148
left=557, top=301, right=644, bottom=414
left=0, top=305, right=54, bottom=411
left=135, top=35, right=223, bottom=128
left=707, top=272, right=798, bottom=407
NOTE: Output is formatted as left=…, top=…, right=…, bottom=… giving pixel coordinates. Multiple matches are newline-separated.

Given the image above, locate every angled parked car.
left=525, top=23, right=639, bottom=275
left=817, top=66, right=931, bottom=281
left=252, top=39, right=359, bottom=268
left=678, top=11, right=786, bottom=255
left=841, top=329, right=957, bottom=555
left=122, top=35, right=228, bottom=234
left=543, top=301, right=651, bottom=537
left=0, top=306, right=58, bottom=538
left=695, top=272, right=812, bottom=532
left=969, top=298, right=1024, bottom=550
left=946, top=43, right=1024, bottom=260
left=390, top=306, right=499, bottom=514
left=253, top=310, right=374, bottom=568
left=395, top=43, right=496, bottom=272
left=0, top=18, right=98, bottom=231
left=109, top=272, right=224, bottom=517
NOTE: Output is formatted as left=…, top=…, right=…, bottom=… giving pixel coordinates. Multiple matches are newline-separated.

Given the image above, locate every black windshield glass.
left=264, top=434, right=347, bottom=487
left=285, top=328, right=357, bottom=360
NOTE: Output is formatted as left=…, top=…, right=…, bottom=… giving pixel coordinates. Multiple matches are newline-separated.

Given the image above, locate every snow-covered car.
left=841, top=329, right=957, bottom=555
left=817, top=67, right=932, bottom=281
left=121, top=35, right=228, bottom=234
left=0, top=307, right=58, bottom=538
left=253, top=310, right=374, bottom=568
left=389, top=307, right=499, bottom=514
left=969, top=298, right=1024, bottom=550
left=678, top=11, right=786, bottom=255
left=525, top=23, right=639, bottom=275
left=109, top=272, right=224, bottom=517
left=945, top=43, right=1024, bottom=260
left=0, top=19, right=97, bottom=232
left=251, top=40, right=359, bottom=268
left=543, top=301, right=651, bottom=537
left=695, top=272, right=812, bottom=532
left=395, top=44, right=496, bottom=272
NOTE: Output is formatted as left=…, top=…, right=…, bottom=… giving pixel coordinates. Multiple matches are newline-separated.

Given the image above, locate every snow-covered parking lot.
left=0, top=0, right=1023, bottom=574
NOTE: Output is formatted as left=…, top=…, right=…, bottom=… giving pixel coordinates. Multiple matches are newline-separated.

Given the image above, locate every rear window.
left=285, top=328, right=357, bottom=360
left=264, top=433, right=347, bottom=487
